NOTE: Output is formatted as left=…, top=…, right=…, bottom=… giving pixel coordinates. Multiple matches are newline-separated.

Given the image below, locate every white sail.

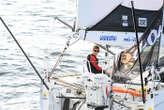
left=79, top=30, right=143, bottom=48
left=122, top=0, right=163, bottom=11
left=78, top=0, right=163, bottom=28
left=78, top=0, right=163, bottom=47
left=78, top=0, right=121, bottom=28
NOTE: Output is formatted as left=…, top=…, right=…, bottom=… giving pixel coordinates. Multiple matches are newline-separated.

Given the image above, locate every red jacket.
left=87, top=54, right=102, bottom=73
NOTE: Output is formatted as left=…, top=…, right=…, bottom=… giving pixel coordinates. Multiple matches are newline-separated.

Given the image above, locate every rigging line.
left=131, top=1, right=145, bottom=103
left=54, top=17, right=73, bottom=31
left=49, top=47, right=67, bottom=77
left=96, top=43, right=115, bottom=55
left=109, top=77, right=114, bottom=110
left=78, top=100, right=86, bottom=110
left=52, top=74, right=82, bottom=78
left=0, top=17, right=49, bottom=90
left=113, top=99, right=131, bottom=109
left=69, top=37, right=80, bottom=46
left=48, top=34, right=71, bottom=77
left=157, top=30, right=162, bottom=67
left=49, top=35, right=80, bottom=77
left=52, top=78, right=85, bottom=94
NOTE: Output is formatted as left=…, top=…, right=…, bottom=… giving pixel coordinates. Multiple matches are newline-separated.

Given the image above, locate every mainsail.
left=78, top=0, right=163, bottom=47
left=114, top=7, right=163, bottom=79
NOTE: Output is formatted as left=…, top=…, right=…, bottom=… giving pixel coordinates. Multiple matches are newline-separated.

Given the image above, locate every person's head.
left=92, top=45, right=100, bottom=56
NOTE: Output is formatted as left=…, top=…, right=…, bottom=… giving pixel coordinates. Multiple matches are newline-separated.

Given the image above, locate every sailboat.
left=1, top=0, right=164, bottom=110
left=39, top=0, right=164, bottom=110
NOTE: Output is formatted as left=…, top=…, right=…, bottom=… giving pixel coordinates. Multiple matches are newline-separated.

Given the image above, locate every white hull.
left=40, top=72, right=164, bottom=110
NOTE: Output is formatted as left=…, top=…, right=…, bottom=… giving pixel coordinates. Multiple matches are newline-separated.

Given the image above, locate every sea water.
left=0, top=0, right=164, bottom=110
left=0, top=0, right=85, bottom=109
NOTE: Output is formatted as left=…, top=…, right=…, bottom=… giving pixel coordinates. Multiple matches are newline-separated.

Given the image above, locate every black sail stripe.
left=88, top=5, right=162, bottom=33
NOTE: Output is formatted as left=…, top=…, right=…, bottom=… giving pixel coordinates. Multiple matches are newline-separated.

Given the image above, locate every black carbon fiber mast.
left=131, top=1, right=145, bottom=103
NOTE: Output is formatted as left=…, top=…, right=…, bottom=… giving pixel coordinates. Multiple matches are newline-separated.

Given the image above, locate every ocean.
left=0, top=0, right=89, bottom=109
left=0, top=0, right=164, bottom=110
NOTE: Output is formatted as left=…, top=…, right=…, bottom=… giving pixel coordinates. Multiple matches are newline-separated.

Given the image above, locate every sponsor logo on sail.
left=100, top=35, right=117, bottom=41
left=138, top=17, right=147, bottom=27
left=147, top=25, right=162, bottom=45
left=123, top=37, right=136, bottom=42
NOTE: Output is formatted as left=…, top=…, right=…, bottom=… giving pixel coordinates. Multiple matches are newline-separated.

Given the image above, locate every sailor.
left=87, top=45, right=110, bottom=75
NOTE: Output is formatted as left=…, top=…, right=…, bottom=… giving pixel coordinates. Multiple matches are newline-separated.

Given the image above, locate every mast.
left=131, top=1, right=145, bottom=103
